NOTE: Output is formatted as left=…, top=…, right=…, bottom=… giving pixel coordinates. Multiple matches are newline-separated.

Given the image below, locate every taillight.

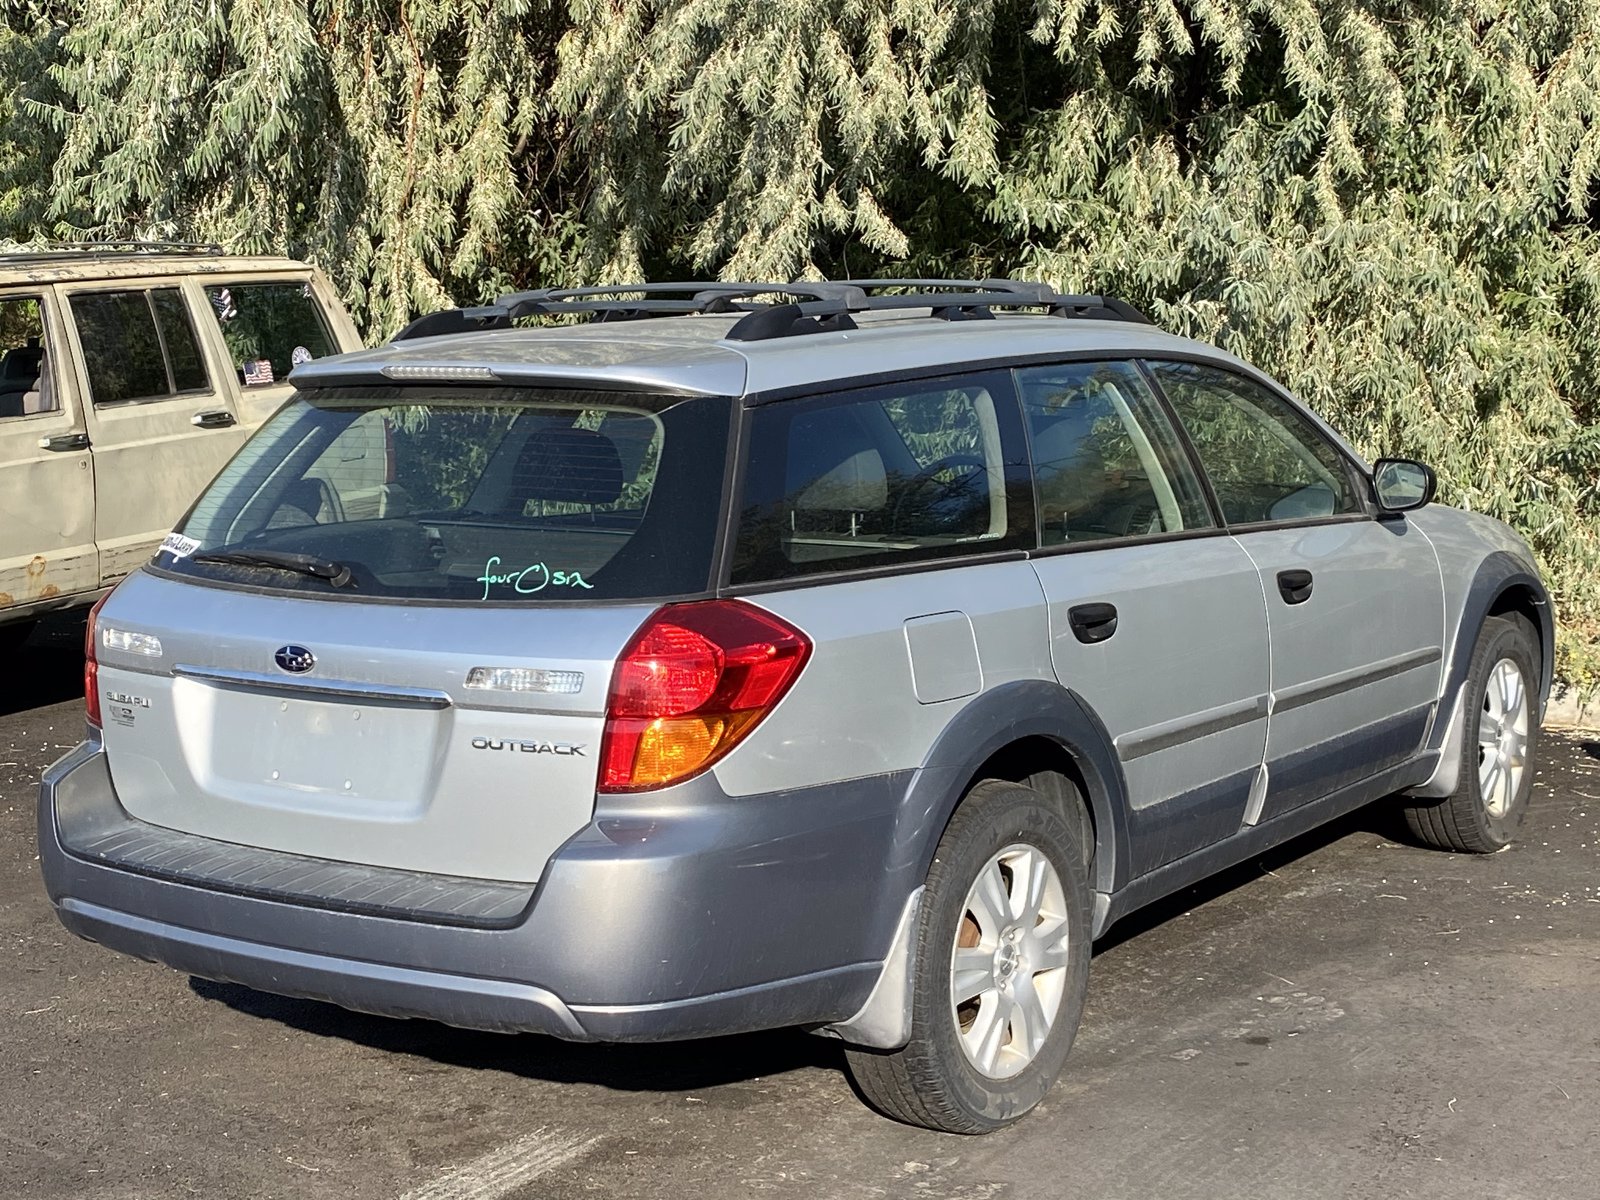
left=84, top=592, right=111, bottom=728
left=599, top=600, right=812, bottom=792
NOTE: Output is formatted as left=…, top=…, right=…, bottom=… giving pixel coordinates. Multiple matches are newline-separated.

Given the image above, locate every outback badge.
left=274, top=644, right=316, bottom=674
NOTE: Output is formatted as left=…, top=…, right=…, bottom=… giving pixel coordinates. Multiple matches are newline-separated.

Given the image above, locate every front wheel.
left=844, top=779, right=1092, bottom=1133
left=1403, top=615, right=1540, bottom=853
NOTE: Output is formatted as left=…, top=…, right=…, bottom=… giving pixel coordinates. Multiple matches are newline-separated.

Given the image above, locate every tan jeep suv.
left=0, top=243, right=361, bottom=648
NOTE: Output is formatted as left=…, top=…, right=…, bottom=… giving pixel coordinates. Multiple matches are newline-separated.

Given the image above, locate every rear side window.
left=160, top=387, right=729, bottom=603
left=730, top=373, right=1030, bottom=584
left=205, top=281, right=336, bottom=386
left=1148, top=360, right=1362, bottom=524
left=0, top=294, right=57, bottom=418
left=71, top=288, right=211, bottom=404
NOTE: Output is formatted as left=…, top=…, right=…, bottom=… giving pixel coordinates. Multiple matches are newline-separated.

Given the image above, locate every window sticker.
left=160, top=532, right=201, bottom=560
left=476, top=556, right=595, bottom=601
left=290, top=345, right=313, bottom=367
left=243, top=358, right=275, bottom=386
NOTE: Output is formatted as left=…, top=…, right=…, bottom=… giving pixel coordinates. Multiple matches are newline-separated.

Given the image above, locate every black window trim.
left=70, top=285, right=215, bottom=408
left=718, top=367, right=1036, bottom=591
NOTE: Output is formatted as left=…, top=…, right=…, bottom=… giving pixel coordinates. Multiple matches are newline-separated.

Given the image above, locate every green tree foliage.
left=5, top=0, right=1600, bottom=682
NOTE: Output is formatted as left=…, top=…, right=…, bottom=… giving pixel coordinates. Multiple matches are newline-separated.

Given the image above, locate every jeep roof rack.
left=390, top=278, right=1150, bottom=343
left=0, top=240, right=226, bottom=266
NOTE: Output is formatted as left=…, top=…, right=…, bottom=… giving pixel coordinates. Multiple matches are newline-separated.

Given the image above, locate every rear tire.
left=1403, top=615, right=1539, bottom=852
left=844, top=779, right=1092, bottom=1133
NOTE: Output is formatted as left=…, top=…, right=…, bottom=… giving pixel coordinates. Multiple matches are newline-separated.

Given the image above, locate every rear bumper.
left=39, top=739, right=915, bottom=1041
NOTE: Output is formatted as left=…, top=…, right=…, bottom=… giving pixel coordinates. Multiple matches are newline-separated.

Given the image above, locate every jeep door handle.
left=191, top=410, right=237, bottom=429
left=1068, top=602, right=1119, bottom=644
left=39, top=432, right=89, bottom=452
left=1277, top=569, right=1314, bottom=605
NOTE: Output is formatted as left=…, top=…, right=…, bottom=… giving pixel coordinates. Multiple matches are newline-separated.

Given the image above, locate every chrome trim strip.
left=1117, top=694, right=1270, bottom=762
left=1272, top=646, right=1443, bottom=715
left=172, top=664, right=454, bottom=709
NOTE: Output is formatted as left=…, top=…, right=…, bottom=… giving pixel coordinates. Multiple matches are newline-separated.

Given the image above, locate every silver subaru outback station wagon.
left=40, top=280, right=1551, bottom=1133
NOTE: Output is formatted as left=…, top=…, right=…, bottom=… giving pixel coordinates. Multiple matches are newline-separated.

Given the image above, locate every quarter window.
left=205, top=281, right=336, bottom=387
left=71, top=289, right=212, bottom=405
left=1017, top=361, right=1213, bottom=545
left=1148, top=361, right=1362, bottom=524
left=730, top=374, right=1028, bottom=584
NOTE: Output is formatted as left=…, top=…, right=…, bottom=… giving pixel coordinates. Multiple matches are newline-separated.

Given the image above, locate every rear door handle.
left=191, top=410, right=237, bottom=429
left=1277, top=569, right=1314, bottom=605
left=1068, top=602, right=1119, bottom=644
left=38, top=432, right=89, bottom=452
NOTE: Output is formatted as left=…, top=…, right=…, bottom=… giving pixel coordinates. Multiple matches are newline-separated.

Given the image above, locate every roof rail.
left=0, top=240, right=225, bottom=265
left=390, top=277, right=1150, bottom=343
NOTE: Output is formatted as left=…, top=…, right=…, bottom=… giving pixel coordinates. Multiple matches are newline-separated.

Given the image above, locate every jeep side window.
left=0, top=295, right=56, bottom=418
left=731, top=373, right=1029, bottom=583
left=1016, top=361, right=1213, bottom=545
left=1148, top=360, right=1361, bottom=524
left=71, top=288, right=212, bottom=405
left=205, top=282, right=336, bottom=386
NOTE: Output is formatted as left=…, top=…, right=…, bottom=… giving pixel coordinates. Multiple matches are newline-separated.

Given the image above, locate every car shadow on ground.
left=188, top=806, right=1398, bottom=1095
left=187, top=976, right=841, bottom=1091
left=2, top=613, right=86, bottom=718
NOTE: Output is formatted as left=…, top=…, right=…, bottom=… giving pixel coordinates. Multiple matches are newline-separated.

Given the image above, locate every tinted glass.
left=731, top=374, right=1029, bottom=583
left=1149, top=361, right=1361, bottom=524
left=159, top=387, right=727, bottom=602
left=71, top=292, right=169, bottom=404
left=1017, top=361, right=1212, bottom=545
left=151, top=289, right=209, bottom=392
left=206, top=281, right=336, bottom=386
left=0, top=294, right=54, bottom=418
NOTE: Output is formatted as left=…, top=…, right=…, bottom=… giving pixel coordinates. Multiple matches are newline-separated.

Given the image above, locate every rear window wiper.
left=191, top=549, right=355, bottom=588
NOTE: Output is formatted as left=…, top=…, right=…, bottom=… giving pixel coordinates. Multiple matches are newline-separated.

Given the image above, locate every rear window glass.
left=205, top=281, right=336, bottom=386
left=730, top=373, right=1031, bottom=584
left=158, top=386, right=729, bottom=603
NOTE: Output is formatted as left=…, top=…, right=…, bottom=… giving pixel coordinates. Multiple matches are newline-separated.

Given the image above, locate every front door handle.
left=191, top=410, right=237, bottom=429
left=1277, top=569, right=1314, bottom=605
left=38, top=432, right=89, bottom=452
left=1068, top=601, right=1119, bottom=644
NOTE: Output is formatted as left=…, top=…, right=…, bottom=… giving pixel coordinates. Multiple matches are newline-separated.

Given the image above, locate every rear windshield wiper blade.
left=191, top=549, right=355, bottom=588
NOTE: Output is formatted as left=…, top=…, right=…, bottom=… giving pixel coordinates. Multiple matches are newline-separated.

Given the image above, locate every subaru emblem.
left=274, top=645, right=316, bottom=674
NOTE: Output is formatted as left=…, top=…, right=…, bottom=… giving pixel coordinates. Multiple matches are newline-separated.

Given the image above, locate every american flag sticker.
left=243, top=358, right=275, bottom=386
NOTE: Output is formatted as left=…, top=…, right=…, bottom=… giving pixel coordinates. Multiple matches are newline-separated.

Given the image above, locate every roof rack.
left=0, top=240, right=226, bottom=265
left=390, top=278, right=1150, bottom=343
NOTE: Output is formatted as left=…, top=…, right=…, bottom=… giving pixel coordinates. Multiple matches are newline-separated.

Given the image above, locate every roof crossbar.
left=390, top=278, right=1150, bottom=343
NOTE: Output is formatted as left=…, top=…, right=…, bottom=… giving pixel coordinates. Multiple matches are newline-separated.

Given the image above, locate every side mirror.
left=1372, top=458, right=1436, bottom=513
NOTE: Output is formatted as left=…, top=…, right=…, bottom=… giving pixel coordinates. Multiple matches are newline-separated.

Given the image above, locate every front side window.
left=1147, top=360, right=1362, bottom=525
left=159, top=386, right=727, bottom=603
left=205, top=281, right=336, bottom=387
left=1017, top=361, right=1213, bottom=545
left=0, top=294, right=56, bottom=418
left=71, top=288, right=211, bottom=404
left=731, top=373, right=1029, bottom=584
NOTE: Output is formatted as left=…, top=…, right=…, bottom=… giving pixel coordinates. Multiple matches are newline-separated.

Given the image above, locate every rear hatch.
left=90, top=384, right=732, bottom=883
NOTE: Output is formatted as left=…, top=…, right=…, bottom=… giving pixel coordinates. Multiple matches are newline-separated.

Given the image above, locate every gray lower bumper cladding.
left=38, top=740, right=915, bottom=1043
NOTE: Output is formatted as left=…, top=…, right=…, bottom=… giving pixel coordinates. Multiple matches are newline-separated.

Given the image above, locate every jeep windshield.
left=155, top=385, right=731, bottom=603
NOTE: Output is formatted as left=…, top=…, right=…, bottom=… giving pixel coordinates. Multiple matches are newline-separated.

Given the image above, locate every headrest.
left=512, top=427, right=624, bottom=506
left=794, top=449, right=888, bottom=512
left=0, top=346, right=43, bottom=382
left=787, top=407, right=890, bottom=512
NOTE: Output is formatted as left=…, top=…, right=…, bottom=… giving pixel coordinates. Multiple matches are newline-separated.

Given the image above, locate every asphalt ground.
left=3, top=612, right=1598, bottom=1200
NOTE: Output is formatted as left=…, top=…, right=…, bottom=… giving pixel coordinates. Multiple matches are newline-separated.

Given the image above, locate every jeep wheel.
left=844, top=779, right=1091, bottom=1133
left=1404, top=615, right=1539, bottom=853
